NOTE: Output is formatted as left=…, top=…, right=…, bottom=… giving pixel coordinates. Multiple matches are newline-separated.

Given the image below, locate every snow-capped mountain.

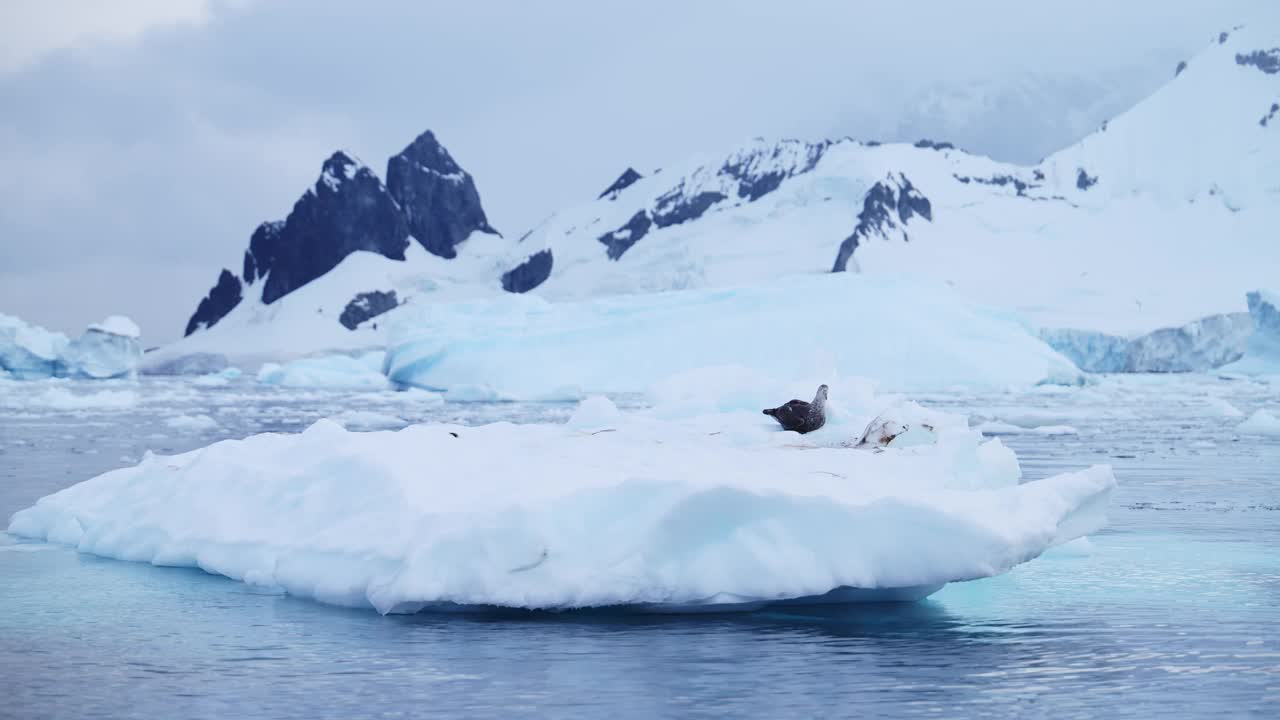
left=159, top=25, right=1279, bottom=371
left=159, top=131, right=530, bottom=367
left=518, top=25, right=1278, bottom=335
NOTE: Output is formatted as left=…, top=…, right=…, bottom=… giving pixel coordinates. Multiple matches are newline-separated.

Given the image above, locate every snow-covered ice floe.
left=7, top=376, right=1114, bottom=614
left=386, top=273, right=1082, bottom=397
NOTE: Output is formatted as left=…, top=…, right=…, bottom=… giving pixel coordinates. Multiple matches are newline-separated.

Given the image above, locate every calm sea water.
left=1, top=375, right=1277, bottom=719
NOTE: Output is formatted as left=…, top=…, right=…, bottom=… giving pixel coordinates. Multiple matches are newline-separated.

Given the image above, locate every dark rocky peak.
left=386, top=130, right=497, bottom=259
left=717, top=139, right=828, bottom=201
left=1236, top=48, right=1280, bottom=74
left=831, top=174, right=932, bottom=272
left=1175, top=60, right=1188, bottom=76
left=185, top=269, right=243, bottom=336
left=250, top=151, right=410, bottom=305
left=242, top=220, right=283, bottom=285
left=598, top=168, right=643, bottom=200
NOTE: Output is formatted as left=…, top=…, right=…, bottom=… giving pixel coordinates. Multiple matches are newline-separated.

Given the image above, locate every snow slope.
left=145, top=236, right=524, bottom=370
left=161, top=23, right=1278, bottom=373
left=512, top=25, right=1277, bottom=336
left=7, top=387, right=1115, bottom=613
left=385, top=273, right=1081, bottom=397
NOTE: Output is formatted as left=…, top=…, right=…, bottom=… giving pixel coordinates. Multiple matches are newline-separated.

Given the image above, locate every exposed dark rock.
left=339, top=290, right=400, bottom=330
left=1076, top=169, right=1098, bottom=191
left=831, top=174, right=932, bottom=272
left=863, top=140, right=882, bottom=147
left=1175, top=60, right=1187, bottom=76
left=598, top=168, right=643, bottom=200
left=1262, top=103, right=1280, bottom=127
left=598, top=211, right=654, bottom=260
left=914, top=139, right=956, bottom=151
left=501, top=249, right=554, bottom=292
left=593, top=140, right=826, bottom=261
left=717, top=141, right=827, bottom=201
left=1220, top=31, right=1230, bottom=45
left=184, top=269, right=243, bottom=336
left=386, top=130, right=497, bottom=259
left=243, top=220, right=282, bottom=286
left=1236, top=49, right=1280, bottom=74
left=1033, top=169, right=1046, bottom=181
left=953, top=173, right=1037, bottom=196
left=653, top=188, right=727, bottom=228
left=259, top=152, right=410, bottom=305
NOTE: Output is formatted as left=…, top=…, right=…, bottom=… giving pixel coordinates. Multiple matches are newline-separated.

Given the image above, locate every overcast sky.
left=0, top=1, right=1270, bottom=342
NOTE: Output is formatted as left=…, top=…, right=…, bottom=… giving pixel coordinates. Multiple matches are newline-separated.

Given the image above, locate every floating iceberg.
left=1220, top=291, right=1280, bottom=375
left=57, top=316, right=143, bottom=379
left=1042, top=312, right=1254, bottom=373
left=386, top=274, right=1082, bottom=397
left=141, top=352, right=231, bottom=377
left=1237, top=409, right=1280, bottom=437
left=8, top=383, right=1114, bottom=614
left=0, top=313, right=68, bottom=379
left=257, top=351, right=389, bottom=390
left=0, top=314, right=141, bottom=379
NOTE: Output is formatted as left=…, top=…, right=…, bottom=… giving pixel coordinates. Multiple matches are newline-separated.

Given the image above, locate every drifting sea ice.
left=7, top=373, right=1114, bottom=613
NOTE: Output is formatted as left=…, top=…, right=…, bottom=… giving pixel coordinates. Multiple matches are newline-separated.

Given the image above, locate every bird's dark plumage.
left=763, top=384, right=828, bottom=434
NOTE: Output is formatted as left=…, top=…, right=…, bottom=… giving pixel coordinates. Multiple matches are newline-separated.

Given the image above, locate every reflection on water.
left=1, top=375, right=1277, bottom=719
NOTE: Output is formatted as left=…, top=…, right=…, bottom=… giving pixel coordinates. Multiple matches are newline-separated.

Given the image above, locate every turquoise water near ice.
left=1, top=375, right=1277, bottom=719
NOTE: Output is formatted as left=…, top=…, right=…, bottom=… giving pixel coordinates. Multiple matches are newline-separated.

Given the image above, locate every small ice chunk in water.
left=1237, top=409, right=1280, bottom=436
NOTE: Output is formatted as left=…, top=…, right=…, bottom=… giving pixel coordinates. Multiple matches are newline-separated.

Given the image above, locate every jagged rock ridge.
left=184, top=132, right=499, bottom=336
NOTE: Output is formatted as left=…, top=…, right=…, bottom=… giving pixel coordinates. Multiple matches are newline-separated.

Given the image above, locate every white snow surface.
left=385, top=273, right=1081, bottom=396
left=7, top=382, right=1115, bottom=613
left=148, top=235, right=524, bottom=370
left=88, top=316, right=142, bottom=339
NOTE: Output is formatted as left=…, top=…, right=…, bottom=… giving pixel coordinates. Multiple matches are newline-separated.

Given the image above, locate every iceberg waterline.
left=7, top=384, right=1115, bottom=614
